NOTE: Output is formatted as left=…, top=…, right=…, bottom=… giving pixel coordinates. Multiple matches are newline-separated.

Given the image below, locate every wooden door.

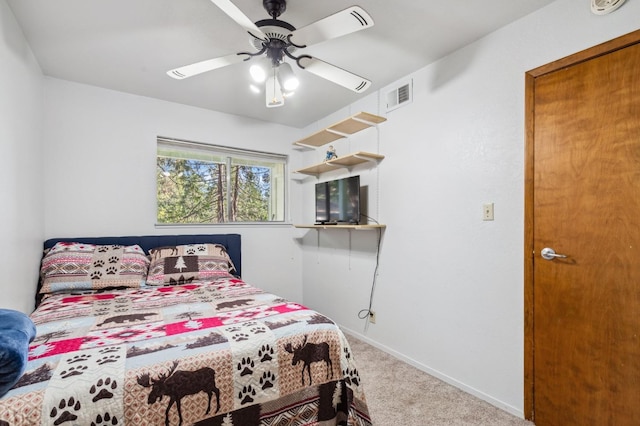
left=524, top=30, right=640, bottom=425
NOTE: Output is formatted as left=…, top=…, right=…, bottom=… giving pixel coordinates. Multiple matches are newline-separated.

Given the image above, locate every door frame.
left=523, top=28, right=640, bottom=421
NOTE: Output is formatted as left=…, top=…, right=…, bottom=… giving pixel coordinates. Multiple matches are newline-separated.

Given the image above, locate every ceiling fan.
left=167, top=0, right=375, bottom=108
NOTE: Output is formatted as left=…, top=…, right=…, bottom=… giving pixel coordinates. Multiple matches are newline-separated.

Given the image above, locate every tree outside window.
left=157, top=139, right=286, bottom=224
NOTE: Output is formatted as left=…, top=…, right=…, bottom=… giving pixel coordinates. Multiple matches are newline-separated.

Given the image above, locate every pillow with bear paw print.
left=39, top=242, right=149, bottom=294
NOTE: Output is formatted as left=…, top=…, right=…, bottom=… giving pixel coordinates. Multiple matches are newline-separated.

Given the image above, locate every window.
left=156, top=138, right=286, bottom=224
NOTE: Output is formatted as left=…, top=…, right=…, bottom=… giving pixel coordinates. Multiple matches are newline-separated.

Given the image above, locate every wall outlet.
left=369, top=311, right=376, bottom=324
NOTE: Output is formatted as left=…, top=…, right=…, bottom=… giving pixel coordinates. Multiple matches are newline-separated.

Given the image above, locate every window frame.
left=156, top=137, right=288, bottom=226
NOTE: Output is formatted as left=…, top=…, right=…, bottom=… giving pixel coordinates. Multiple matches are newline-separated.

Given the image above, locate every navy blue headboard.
left=43, top=234, right=242, bottom=277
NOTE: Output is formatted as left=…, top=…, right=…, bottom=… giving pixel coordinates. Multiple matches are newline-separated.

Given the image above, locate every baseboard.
left=340, top=325, right=526, bottom=419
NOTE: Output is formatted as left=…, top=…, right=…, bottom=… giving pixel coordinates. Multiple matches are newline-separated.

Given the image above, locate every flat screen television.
left=315, top=175, right=360, bottom=224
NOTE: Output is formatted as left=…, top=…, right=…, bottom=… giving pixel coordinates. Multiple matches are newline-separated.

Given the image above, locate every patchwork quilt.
left=0, top=276, right=371, bottom=425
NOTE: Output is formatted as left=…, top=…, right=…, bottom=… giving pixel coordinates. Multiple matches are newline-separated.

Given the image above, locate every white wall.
left=0, top=0, right=44, bottom=313
left=42, top=78, right=304, bottom=302
left=299, top=0, right=640, bottom=417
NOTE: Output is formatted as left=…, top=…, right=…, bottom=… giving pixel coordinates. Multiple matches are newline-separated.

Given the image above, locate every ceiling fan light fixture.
left=277, top=62, right=299, bottom=91
left=249, top=59, right=269, bottom=83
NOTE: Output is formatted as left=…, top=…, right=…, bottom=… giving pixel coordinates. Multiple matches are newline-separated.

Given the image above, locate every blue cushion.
left=0, top=309, right=36, bottom=397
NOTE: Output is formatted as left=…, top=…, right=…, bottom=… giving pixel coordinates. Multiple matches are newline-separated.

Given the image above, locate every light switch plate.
left=483, top=203, right=494, bottom=221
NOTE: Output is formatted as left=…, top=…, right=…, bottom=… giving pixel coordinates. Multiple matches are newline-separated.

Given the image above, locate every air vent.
left=591, top=0, right=626, bottom=15
left=386, top=79, right=412, bottom=112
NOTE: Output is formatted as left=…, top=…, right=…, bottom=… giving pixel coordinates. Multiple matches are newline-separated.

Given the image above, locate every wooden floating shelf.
left=293, top=112, right=387, bottom=148
left=294, top=151, right=385, bottom=176
left=294, top=224, right=386, bottom=230
left=293, top=129, right=345, bottom=149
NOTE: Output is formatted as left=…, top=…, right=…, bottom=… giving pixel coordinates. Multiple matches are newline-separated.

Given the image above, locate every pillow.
left=146, top=243, right=235, bottom=286
left=0, top=309, right=36, bottom=397
left=40, top=242, right=149, bottom=294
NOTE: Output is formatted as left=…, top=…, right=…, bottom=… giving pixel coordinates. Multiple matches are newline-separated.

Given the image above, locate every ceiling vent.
left=591, top=0, right=626, bottom=15
left=386, top=79, right=412, bottom=112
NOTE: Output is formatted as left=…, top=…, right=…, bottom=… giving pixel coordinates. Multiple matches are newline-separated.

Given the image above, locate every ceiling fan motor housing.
left=251, top=19, right=297, bottom=56
left=263, top=0, right=287, bottom=18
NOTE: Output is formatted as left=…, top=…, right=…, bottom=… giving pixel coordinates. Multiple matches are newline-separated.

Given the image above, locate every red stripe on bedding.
left=156, top=284, right=200, bottom=292
left=272, top=303, right=307, bottom=313
left=165, top=303, right=308, bottom=336
left=61, top=293, right=116, bottom=303
left=28, top=337, right=84, bottom=360
left=165, top=316, right=225, bottom=335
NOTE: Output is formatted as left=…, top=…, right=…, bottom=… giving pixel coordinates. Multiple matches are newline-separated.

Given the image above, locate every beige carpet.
left=345, top=333, right=534, bottom=426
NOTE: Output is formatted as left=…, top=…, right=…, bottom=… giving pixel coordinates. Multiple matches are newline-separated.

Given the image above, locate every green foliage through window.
left=157, top=139, right=286, bottom=224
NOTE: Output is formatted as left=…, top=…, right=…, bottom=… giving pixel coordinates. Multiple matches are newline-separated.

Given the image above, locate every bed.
left=0, top=234, right=371, bottom=425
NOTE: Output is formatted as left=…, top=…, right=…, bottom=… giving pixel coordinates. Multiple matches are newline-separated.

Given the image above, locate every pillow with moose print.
left=146, top=243, right=236, bottom=286
left=40, top=242, right=150, bottom=294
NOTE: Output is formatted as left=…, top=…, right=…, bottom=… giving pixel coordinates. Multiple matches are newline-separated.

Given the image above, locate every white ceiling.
left=8, top=0, right=556, bottom=128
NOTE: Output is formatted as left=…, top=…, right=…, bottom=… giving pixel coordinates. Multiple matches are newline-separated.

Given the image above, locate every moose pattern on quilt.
left=0, top=277, right=370, bottom=426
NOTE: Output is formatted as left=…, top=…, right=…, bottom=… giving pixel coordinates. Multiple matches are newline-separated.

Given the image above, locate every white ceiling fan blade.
left=210, top=0, right=268, bottom=42
left=298, top=56, right=371, bottom=93
left=167, top=54, right=248, bottom=79
left=288, top=6, right=374, bottom=48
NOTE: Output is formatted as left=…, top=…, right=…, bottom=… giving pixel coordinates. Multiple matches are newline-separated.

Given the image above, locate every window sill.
left=154, top=222, right=294, bottom=228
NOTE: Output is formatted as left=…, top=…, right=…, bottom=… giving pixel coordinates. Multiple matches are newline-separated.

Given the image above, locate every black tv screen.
left=315, top=175, right=360, bottom=224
